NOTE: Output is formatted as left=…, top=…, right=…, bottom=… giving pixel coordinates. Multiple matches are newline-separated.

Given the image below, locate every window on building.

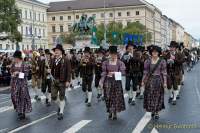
left=92, top=14, right=96, bottom=17
left=127, top=11, right=130, bottom=16
left=52, top=37, right=56, bottom=43
left=60, top=16, right=63, bottom=21
left=30, top=11, right=32, bottom=20
left=38, top=13, right=40, bottom=21
left=19, top=9, right=22, bottom=18
left=26, top=27, right=28, bottom=36
left=6, top=44, right=9, bottom=50
left=109, top=13, right=113, bottom=17
left=39, top=29, right=41, bottom=36
left=101, top=13, right=104, bottom=18
left=43, top=29, right=45, bottom=37
left=34, top=12, right=36, bottom=21
left=52, top=26, right=56, bottom=33
left=27, top=45, right=29, bottom=50
left=60, top=25, right=64, bottom=32
left=68, top=16, right=71, bottom=20
left=29, top=26, right=32, bottom=35
left=136, top=11, right=140, bottom=15
left=35, top=28, right=37, bottom=36
left=42, top=14, right=45, bottom=22
left=68, top=24, right=72, bottom=31
left=127, top=20, right=131, bottom=25
left=25, top=10, right=28, bottom=19
left=52, top=16, right=55, bottom=21
left=76, top=15, right=79, bottom=19
left=0, top=44, right=2, bottom=50
left=21, top=26, right=23, bottom=35
left=118, top=12, right=122, bottom=17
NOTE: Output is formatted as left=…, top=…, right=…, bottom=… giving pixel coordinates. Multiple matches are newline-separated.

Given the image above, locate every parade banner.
left=123, top=33, right=143, bottom=46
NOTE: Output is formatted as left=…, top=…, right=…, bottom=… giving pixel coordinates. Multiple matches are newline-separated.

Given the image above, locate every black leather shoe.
left=108, top=113, right=112, bottom=120
left=168, top=97, right=173, bottom=103
left=58, top=113, right=63, bottom=120
left=128, top=98, right=132, bottom=104
left=57, top=108, right=60, bottom=115
left=131, top=100, right=136, bottom=106
left=154, top=113, right=159, bottom=120
left=87, top=103, right=91, bottom=107
left=172, top=100, right=176, bottom=105
left=85, top=98, right=88, bottom=103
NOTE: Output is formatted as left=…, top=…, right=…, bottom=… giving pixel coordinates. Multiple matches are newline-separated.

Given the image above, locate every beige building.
left=16, top=0, right=49, bottom=50
left=47, top=0, right=162, bottom=48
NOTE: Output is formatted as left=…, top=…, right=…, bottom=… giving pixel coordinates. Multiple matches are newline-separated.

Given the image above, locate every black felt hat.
left=52, top=44, right=65, bottom=54
left=84, top=47, right=91, bottom=53
left=13, top=50, right=23, bottom=59
left=169, top=41, right=179, bottom=48
left=45, top=49, right=51, bottom=55
left=149, top=45, right=162, bottom=56
left=109, top=46, right=118, bottom=54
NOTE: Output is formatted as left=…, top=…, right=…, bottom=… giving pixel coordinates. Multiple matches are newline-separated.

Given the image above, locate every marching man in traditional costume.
left=31, top=51, right=42, bottom=101
left=167, top=41, right=185, bottom=105
left=50, top=44, right=71, bottom=120
left=40, top=49, right=52, bottom=106
left=94, top=47, right=105, bottom=101
left=80, top=47, right=95, bottom=107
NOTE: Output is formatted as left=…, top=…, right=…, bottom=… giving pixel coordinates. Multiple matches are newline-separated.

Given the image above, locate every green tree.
left=0, top=0, right=22, bottom=43
left=96, top=21, right=152, bottom=45
left=123, top=22, right=152, bottom=44
left=60, top=32, right=77, bottom=46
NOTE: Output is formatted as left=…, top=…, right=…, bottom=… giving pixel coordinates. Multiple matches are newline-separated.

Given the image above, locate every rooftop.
left=47, top=0, right=145, bottom=12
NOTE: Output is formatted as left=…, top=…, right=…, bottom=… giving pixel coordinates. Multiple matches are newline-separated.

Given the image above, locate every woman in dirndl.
left=100, top=46, right=126, bottom=120
left=141, top=45, right=167, bottom=120
left=10, top=51, right=32, bottom=120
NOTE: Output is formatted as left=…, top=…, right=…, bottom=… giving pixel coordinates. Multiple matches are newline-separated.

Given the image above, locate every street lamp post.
left=104, top=0, right=107, bottom=46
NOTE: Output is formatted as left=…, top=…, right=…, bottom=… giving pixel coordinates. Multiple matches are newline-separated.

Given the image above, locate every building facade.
left=47, top=0, right=162, bottom=48
left=16, top=0, right=49, bottom=51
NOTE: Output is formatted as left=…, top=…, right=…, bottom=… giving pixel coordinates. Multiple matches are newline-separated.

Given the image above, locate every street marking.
left=0, top=96, right=46, bottom=113
left=8, top=112, right=57, bottom=133
left=63, top=120, right=92, bottom=133
left=151, top=128, right=159, bottom=133
left=132, top=112, right=151, bottom=133
left=0, top=100, right=10, bottom=105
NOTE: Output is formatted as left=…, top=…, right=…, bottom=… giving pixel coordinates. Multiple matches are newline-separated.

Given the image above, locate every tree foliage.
left=96, top=21, right=152, bottom=45
left=0, top=0, right=22, bottom=42
left=60, top=32, right=77, bottom=46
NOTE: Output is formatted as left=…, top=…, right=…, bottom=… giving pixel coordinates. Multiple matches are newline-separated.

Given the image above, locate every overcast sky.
left=40, top=0, right=200, bottom=39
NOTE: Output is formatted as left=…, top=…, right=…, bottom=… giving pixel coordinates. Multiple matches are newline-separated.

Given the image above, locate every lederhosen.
left=41, top=57, right=52, bottom=94
left=126, top=55, right=143, bottom=92
left=94, top=57, right=103, bottom=88
left=80, top=58, right=94, bottom=92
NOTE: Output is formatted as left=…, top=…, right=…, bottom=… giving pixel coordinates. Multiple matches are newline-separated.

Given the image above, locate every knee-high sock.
left=85, top=91, right=88, bottom=99
left=182, top=75, right=184, bottom=82
left=169, top=89, right=173, bottom=98
left=88, top=92, right=92, bottom=103
left=59, top=100, right=65, bottom=114
left=173, top=90, right=178, bottom=101
left=140, top=86, right=144, bottom=96
left=132, top=91, right=137, bottom=101
left=47, top=92, right=51, bottom=102
left=128, top=90, right=133, bottom=99
left=97, top=87, right=102, bottom=95
left=55, top=97, right=60, bottom=107
left=177, top=85, right=181, bottom=95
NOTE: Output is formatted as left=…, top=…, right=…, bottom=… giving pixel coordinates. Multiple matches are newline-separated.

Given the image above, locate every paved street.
left=0, top=64, right=200, bottom=133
